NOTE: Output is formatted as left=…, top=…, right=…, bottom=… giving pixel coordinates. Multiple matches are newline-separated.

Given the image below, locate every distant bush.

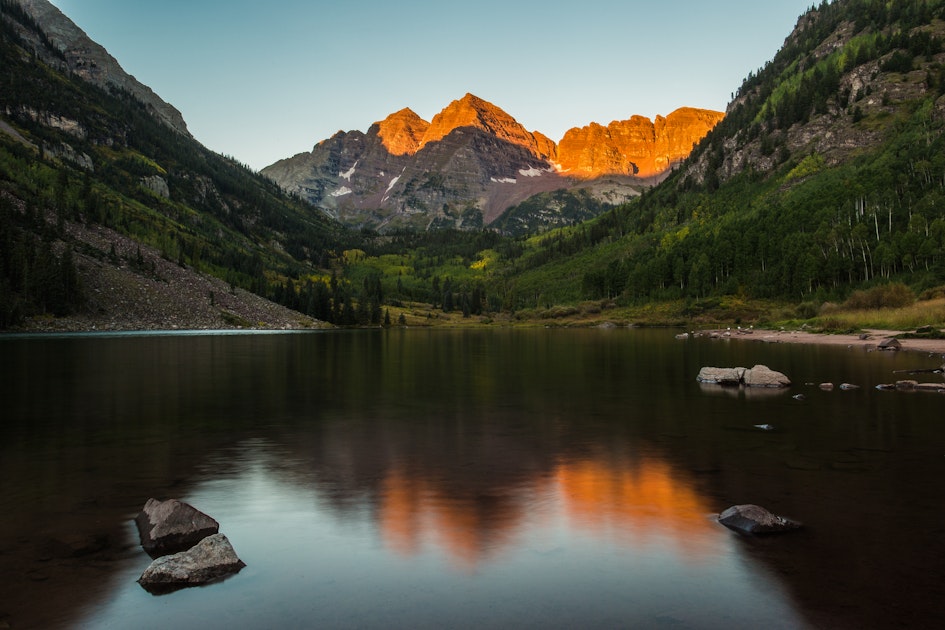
left=918, top=285, right=945, bottom=301
left=539, top=305, right=580, bottom=319
left=795, top=301, right=820, bottom=319
left=842, top=283, right=915, bottom=310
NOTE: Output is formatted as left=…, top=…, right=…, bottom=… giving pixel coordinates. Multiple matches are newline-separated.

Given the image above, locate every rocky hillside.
left=9, top=0, right=190, bottom=137
left=501, top=0, right=945, bottom=309
left=682, top=0, right=945, bottom=187
left=262, top=94, right=722, bottom=232
left=1, top=0, right=345, bottom=330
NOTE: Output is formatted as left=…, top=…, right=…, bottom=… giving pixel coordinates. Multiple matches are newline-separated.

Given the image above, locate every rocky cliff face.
left=263, top=95, right=722, bottom=231
left=11, top=0, right=191, bottom=137
left=376, top=108, right=429, bottom=156
left=556, top=108, right=725, bottom=178
left=419, top=93, right=555, bottom=160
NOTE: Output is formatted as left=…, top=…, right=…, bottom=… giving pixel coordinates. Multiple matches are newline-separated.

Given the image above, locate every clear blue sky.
left=49, top=1, right=816, bottom=171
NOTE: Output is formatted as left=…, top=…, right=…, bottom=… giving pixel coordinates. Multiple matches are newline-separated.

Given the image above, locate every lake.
left=1, top=328, right=944, bottom=629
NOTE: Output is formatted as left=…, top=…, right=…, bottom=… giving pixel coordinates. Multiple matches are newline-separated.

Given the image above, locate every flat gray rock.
left=135, top=498, right=219, bottom=557
left=743, top=365, right=791, bottom=388
left=696, top=367, right=746, bottom=386
left=697, top=365, right=790, bottom=388
left=138, top=533, right=245, bottom=593
left=718, top=504, right=802, bottom=535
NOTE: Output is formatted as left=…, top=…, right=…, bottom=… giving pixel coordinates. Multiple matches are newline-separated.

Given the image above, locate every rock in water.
left=138, top=533, right=245, bottom=593
left=718, top=504, right=802, bottom=535
left=696, top=367, right=746, bottom=386
left=743, top=365, right=792, bottom=388
left=135, top=498, right=219, bottom=557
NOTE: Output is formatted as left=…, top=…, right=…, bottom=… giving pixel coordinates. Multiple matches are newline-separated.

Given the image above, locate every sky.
left=48, top=1, right=816, bottom=171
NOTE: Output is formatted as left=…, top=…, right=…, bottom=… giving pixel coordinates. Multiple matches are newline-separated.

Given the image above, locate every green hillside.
left=4, top=0, right=945, bottom=331
left=0, top=0, right=351, bottom=327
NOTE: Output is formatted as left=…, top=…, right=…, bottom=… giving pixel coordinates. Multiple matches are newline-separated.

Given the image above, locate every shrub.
left=842, top=283, right=914, bottom=310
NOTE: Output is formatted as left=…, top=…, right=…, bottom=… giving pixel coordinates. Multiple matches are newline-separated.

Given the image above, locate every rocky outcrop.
left=11, top=0, right=190, bottom=137
left=556, top=108, right=724, bottom=178
left=138, top=533, right=245, bottom=593
left=135, top=498, right=219, bottom=557
left=140, top=175, right=169, bottom=199
left=718, top=504, right=802, bottom=535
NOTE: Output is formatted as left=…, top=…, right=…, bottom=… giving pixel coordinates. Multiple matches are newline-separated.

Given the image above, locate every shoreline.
left=701, top=327, right=945, bottom=357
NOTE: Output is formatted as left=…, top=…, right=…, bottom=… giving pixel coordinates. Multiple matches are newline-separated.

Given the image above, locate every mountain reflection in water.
left=2, top=329, right=945, bottom=629
left=378, top=455, right=717, bottom=569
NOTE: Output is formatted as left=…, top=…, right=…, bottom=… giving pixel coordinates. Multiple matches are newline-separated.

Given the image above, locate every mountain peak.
left=375, top=108, right=430, bottom=156
left=419, top=93, right=548, bottom=158
left=11, top=0, right=190, bottom=137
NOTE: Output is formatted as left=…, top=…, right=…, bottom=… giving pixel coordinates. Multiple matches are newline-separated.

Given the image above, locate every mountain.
left=556, top=108, right=725, bottom=178
left=1, top=0, right=347, bottom=330
left=261, top=94, right=722, bottom=232
left=496, top=0, right=945, bottom=310
left=8, top=0, right=190, bottom=137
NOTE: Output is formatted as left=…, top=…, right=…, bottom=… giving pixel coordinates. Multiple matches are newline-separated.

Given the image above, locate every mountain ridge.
left=262, top=94, right=722, bottom=232
left=10, top=0, right=191, bottom=137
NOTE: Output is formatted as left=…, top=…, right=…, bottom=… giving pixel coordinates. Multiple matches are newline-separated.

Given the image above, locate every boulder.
left=696, top=367, right=746, bottom=386
left=878, top=338, right=901, bottom=351
left=697, top=365, right=790, bottom=388
left=138, top=533, right=245, bottom=594
left=718, top=504, right=802, bottom=535
left=743, top=365, right=791, bottom=388
left=135, top=498, right=219, bottom=557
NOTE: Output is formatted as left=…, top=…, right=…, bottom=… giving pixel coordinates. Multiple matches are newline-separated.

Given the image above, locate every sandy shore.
left=702, top=327, right=945, bottom=357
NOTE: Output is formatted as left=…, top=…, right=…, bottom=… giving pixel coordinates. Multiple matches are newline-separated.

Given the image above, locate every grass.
left=812, top=297, right=945, bottom=332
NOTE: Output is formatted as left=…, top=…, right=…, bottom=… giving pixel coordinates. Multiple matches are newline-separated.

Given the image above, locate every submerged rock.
left=135, top=498, right=219, bottom=557
left=718, top=504, right=802, bottom=535
left=138, top=533, right=245, bottom=593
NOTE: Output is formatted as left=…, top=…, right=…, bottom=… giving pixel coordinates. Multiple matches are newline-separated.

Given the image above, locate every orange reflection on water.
left=378, top=455, right=719, bottom=568
left=379, top=469, right=525, bottom=568
left=553, top=458, right=718, bottom=561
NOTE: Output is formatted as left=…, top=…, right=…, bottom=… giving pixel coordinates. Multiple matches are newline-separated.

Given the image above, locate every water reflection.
left=553, top=457, right=717, bottom=561
left=3, top=329, right=945, bottom=629
left=376, top=454, right=718, bottom=569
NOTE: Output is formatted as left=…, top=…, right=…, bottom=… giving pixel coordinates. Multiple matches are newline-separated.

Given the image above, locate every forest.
left=3, top=0, right=945, bottom=329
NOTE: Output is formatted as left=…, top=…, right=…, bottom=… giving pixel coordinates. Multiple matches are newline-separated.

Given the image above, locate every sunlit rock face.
left=376, top=108, right=430, bottom=156
left=261, top=96, right=720, bottom=231
left=556, top=107, right=725, bottom=178
left=419, top=93, right=555, bottom=160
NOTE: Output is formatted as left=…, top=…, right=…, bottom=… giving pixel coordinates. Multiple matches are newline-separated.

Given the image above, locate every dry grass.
left=815, top=297, right=945, bottom=332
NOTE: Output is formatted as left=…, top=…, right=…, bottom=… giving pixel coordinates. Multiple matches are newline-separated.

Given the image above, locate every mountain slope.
left=262, top=95, right=722, bottom=233
left=487, top=0, right=945, bottom=310
left=1, top=0, right=348, bottom=329
left=9, top=0, right=190, bottom=137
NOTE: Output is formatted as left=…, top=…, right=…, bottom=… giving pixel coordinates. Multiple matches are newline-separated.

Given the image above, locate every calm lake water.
left=1, top=328, right=944, bottom=629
